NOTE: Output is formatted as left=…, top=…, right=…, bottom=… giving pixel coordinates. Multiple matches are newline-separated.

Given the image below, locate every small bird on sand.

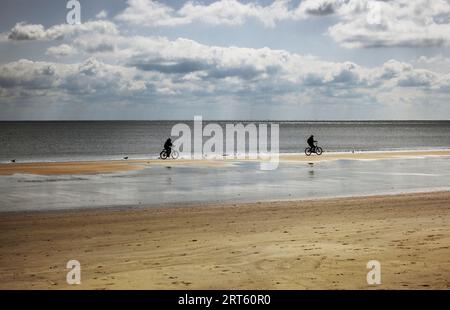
left=11, top=159, right=16, bottom=163
left=123, top=156, right=129, bottom=160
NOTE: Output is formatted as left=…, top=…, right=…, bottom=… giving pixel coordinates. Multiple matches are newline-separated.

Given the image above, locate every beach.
left=1, top=190, right=449, bottom=289
left=2, top=0, right=450, bottom=298
left=1, top=150, right=450, bottom=289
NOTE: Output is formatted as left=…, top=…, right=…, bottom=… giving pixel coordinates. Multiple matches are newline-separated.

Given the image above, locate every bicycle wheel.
left=160, top=150, right=168, bottom=160
left=305, top=147, right=312, bottom=156
left=171, top=150, right=179, bottom=159
left=316, top=147, right=323, bottom=155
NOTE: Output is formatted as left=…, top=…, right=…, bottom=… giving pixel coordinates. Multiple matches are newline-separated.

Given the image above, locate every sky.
left=1, top=0, right=450, bottom=120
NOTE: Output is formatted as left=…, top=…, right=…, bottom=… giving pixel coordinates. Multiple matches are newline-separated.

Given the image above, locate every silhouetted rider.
left=307, top=135, right=317, bottom=151
left=164, top=138, right=173, bottom=157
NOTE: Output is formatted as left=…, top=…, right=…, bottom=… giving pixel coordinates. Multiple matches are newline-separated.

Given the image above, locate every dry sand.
left=1, top=149, right=449, bottom=175
left=1, top=191, right=449, bottom=289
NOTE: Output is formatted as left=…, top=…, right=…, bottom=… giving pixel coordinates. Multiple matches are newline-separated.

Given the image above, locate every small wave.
left=17, top=176, right=89, bottom=183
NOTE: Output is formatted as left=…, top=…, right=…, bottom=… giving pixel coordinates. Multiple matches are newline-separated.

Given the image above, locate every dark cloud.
left=207, top=66, right=264, bottom=80
left=303, top=1, right=339, bottom=16
left=131, top=60, right=210, bottom=74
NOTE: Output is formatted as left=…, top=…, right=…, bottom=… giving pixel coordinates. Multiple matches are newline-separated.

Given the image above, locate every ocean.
left=1, top=121, right=450, bottom=162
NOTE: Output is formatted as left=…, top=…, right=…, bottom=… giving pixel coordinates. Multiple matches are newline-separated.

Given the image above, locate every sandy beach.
left=3, top=0, right=450, bottom=298
left=1, top=190, right=449, bottom=289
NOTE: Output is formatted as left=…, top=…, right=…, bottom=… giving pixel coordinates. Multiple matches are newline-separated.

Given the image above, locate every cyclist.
left=163, top=138, right=173, bottom=157
left=307, top=135, right=317, bottom=152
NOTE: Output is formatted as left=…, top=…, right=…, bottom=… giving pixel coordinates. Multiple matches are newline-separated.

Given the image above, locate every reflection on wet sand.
left=0, top=151, right=450, bottom=212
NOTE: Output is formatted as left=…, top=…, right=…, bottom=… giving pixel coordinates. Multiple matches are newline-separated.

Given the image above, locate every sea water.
left=1, top=121, right=450, bottom=162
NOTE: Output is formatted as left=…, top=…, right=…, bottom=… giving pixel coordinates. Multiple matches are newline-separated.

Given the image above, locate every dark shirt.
left=164, top=140, right=172, bottom=149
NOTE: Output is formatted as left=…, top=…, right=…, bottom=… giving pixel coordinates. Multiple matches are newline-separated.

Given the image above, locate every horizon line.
left=1, top=119, right=450, bottom=122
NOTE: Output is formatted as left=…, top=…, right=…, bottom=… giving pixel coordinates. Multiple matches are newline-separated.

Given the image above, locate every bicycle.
left=305, top=143, right=323, bottom=156
left=160, top=148, right=179, bottom=160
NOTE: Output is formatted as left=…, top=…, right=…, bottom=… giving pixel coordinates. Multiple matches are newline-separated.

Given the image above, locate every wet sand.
left=1, top=191, right=449, bottom=289
left=1, top=149, right=449, bottom=175
left=0, top=158, right=227, bottom=175
left=280, top=149, right=450, bottom=162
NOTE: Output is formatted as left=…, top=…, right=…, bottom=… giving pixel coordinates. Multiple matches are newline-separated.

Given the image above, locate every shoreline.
left=2, top=187, right=450, bottom=215
left=1, top=149, right=450, bottom=175
left=1, top=190, right=450, bottom=289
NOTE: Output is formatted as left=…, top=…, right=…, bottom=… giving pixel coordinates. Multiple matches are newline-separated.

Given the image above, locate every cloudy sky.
left=1, top=0, right=450, bottom=120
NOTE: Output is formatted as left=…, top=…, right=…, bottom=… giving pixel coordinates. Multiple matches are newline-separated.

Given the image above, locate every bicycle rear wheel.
left=160, top=150, right=168, bottom=160
left=316, top=147, right=323, bottom=155
left=305, top=147, right=312, bottom=156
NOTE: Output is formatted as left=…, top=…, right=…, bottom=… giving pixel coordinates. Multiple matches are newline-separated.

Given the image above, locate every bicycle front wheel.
left=171, top=150, right=179, bottom=159
left=316, top=147, right=323, bottom=155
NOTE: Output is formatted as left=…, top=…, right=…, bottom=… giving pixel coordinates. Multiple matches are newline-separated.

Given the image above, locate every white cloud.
left=115, top=0, right=450, bottom=48
left=0, top=59, right=63, bottom=90
left=116, top=0, right=183, bottom=27
left=116, top=0, right=296, bottom=28
left=396, top=69, right=436, bottom=87
left=96, top=10, right=108, bottom=19
left=46, top=44, right=76, bottom=58
left=4, top=33, right=450, bottom=107
left=0, top=58, right=146, bottom=98
left=7, top=0, right=450, bottom=49
left=178, top=0, right=293, bottom=27
left=114, top=0, right=355, bottom=29
left=73, top=34, right=116, bottom=53
left=96, top=34, right=417, bottom=91
left=7, top=23, right=46, bottom=40
left=415, top=55, right=450, bottom=74
left=7, top=20, right=118, bottom=41
left=328, top=0, right=450, bottom=48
